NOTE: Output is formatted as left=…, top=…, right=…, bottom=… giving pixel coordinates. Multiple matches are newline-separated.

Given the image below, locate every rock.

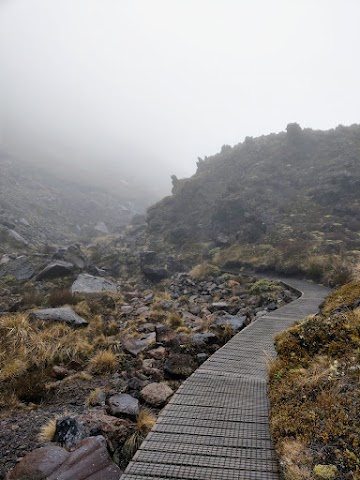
left=53, top=417, right=87, bottom=449
left=30, top=306, right=88, bottom=327
left=267, top=302, right=277, bottom=311
left=7, top=444, right=69, bottom=480
left=71, top=273, right=117, bottom=294
left=0, top=255, right=34, bottom=281
left=35, top=261, right=74, bottom=281
left=54, top=245, right=88, bottom=269
left=122, top=332, right=156, bottom=356
left=52, top=365, right=72, bottom=379
left=19, top=218, right=30, bottom=227
left=197, top=353, right=209, bottom=362
left=155, top=325, right=178, bottom=344
left=79, top=409, right=130, bottom=452
left=147, top=346, right=166, bottom=360
left=214, top=234, right=230, bottom=247
left=214, top=314, right=246, bottom=331
left=7, top=229, right=29, bottom=247
left=210, top=302, right=229, bottom=312
left=192, top=332, right=218, bottom=345
left=126, top=377, right=148, bottom=392
left=94, top=222, right=109, bottom=235
left=142, top=265, right=168, bottom=281
left=137, top=322, right=155, bottom=333
left=164, top=354, right=196, bottom=378
left=140, top=382, right=173, bottom=407
left=107, top=393, right=139, bottom=418
left=120, top=305, right=133, bottom=314
left=142, top=359, right=155, bottom=369
left=139, top=251, right=183, bottom=281
left=7, top=436, right=122, bottom=480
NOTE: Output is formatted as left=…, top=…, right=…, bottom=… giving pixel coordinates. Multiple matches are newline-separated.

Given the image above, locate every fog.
left=0, top=0, right=359, bottom=194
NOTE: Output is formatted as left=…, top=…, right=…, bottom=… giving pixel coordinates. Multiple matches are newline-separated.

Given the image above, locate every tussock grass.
left=269, top=283, right=360, bottom=478
left=121, top=408, right=156, bottom=464
left=0, top=312, right=121, bottom=406
left=38, top=418, right=57, bottom=442
left=166, top=312, right=183, bottom=328
left=190, top=262, right=220, bottom=281
left=87, top=350, right=118, bottom=374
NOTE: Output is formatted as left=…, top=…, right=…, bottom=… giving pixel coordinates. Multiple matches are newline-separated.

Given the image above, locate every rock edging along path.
left=121, top=276, right=330, bottom=480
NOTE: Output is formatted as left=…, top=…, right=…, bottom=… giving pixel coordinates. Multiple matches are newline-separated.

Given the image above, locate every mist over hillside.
left=147, top=123, right=360, bottom=282
left=0, top=149, right=157, bottom=248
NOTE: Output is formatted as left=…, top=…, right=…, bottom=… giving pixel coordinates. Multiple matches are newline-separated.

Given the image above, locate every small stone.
left=107, top=393, right=139, bottom=418
left=121, top=305, right=133, bottom=314
left=164, top=354, right=196, bottom=378
left=122, top=332, right=155, bottom=356
left=53, top=416, right=87, bottom=449
left=147, top=346, right=166, bottom=360
left=140, top=382, right=173, bottom=407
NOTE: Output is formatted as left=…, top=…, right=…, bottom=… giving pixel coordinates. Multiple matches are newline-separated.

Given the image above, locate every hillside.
left=0, top=151, right=151, bottom=250
left=147, top=124, right=360, bottom=284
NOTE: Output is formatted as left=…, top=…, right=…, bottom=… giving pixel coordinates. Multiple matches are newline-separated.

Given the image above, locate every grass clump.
left=250, top=278, right=277, bottom=294
left=269, top=282, right=360, bottom=479
left=167, top=312, right=183, bottom=328
left=87, top=350, right=118, bottom=375
left=121, top=408, right=156, bottom=466
left=38, top=418, right=57, bottom=442
left=0, top=312, right=120, bottom=406
left=190, top=262, right=220, bottom=281
left=47, top=288, right=76, bottom=307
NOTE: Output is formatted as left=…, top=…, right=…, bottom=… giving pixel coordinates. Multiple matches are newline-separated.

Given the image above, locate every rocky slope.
left=0, top=151, right=153, bottom=250
left=0, top=238, right=298, bottom=478
left=147, top=123, right=360, bottom=283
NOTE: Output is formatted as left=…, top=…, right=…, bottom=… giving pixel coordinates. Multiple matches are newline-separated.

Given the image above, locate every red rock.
left=7, top=436, right=122, bottom=480
left=147, top=346, right=166, bottom=360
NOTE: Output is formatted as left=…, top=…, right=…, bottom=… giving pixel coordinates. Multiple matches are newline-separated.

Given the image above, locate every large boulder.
left=35, top=261, right=74, bottom=281
left=30, top=307, right=88, bottom=327
left=0, top=255, right=34, bottom=281
left=6, top=436, right=122, bottom=480
left=71, top=274, right=117, bottom=294
left=140, top=382, right=173, bottom=407
left=53, top=245, right=88, bottom=269
left=139, top=251, right=184, bottom=282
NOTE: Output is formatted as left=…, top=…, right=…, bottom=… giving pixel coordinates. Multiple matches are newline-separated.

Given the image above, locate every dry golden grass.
left=85, top=387, right=101, bottom=407
left=136, top=407, right=156, bottom=435
left=38, top=418, right=57, bottom=442
left=166, top=312, right=183, bottom=328
left=121, top=408, right=156, bottom=463
left=87, top=350, right=118, bottom=375
left=0, top=311, right=120, bottom=405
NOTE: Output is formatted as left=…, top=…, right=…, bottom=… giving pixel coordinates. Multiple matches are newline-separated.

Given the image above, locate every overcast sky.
left=0, top=0, right=359, bottom=192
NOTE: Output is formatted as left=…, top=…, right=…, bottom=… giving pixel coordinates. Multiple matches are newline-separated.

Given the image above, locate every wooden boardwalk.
left=121, top=277, right=330, bottom=480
